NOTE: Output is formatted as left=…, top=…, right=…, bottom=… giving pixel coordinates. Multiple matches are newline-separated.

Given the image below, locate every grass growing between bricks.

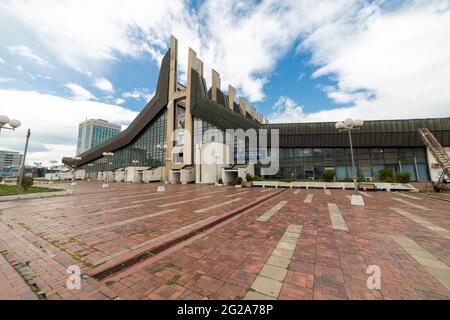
left=166, top=274, right=181, bottom=285
left=0, top=185, right=63, bottom=196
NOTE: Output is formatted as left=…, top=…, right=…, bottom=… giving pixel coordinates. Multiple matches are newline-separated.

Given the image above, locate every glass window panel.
left=313, top=148, right=323, bottom=157
left=402, top=164, right=417, bottom=181
left=417, top=164, right=429, bottom=182
left=336, top=166, right=348, bottom=181
left=303, top=148, right=312, bottom=157
left=372, top=164, right=385, bottom=180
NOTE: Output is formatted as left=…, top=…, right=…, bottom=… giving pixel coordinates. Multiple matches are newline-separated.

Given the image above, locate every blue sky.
left=0, top=0, right=449, bottom=164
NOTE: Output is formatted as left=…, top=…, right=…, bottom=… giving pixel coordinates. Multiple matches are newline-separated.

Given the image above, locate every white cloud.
left=7, top=45, right=54, bottom=68
left=0, top=77, right=14, bottom=82
left=0, top=89, right=137, bottom=165
left=268, top=96, right=306, bottom=123
left=1, top=0, right=190, bottom=70
left=114, top=98, right=126, bottom=105
left=94, top=77, right=114, bottom=93
left=1, top=0, right=450, bottom=124
left=122, top=88, right=154, bottom=102
left=270, top=1, right=450, bottom=122
left=0, top=0, right=359, bottom=103
left=64, top=83, right=96, bottom=101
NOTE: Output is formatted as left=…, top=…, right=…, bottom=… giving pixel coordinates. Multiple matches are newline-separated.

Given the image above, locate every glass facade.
left=91, top=125, right=120, bottom=149
left=80, top=110, right=167, bottom=176
left=273, top=147, right=429, bottom=182
left=77, top=122, right=121, bottom=155
left=76, top=107, right=434, bottom=183
left=85, top=125, right=91, bottom=150
left=193, top=117, right=225, bottom=161
left=76, top=127, right=83, bottom=155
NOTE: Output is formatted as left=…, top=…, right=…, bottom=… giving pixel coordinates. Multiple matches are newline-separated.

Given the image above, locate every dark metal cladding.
left=62, top=49, right=171, bottom=167
left=207, top=87, right=227, bottom=108
left=190, top=70, right=261, bottom=131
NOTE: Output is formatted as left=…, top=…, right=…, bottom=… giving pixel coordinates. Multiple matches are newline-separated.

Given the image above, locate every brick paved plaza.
left=0, top=182, right=449, bottom=300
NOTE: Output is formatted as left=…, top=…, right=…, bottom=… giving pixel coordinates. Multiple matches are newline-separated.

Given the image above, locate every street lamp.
left=49, top=160, right=58, bottom=183
left=87, top=163, right=94, bottom=181
left=336, top=118, right=365, bottom=206
left=214, top=152, right=220, bottom=184
left=71, top=156, right=82, bottom=186
left=156, top=144, right=167, bottom=192
left=0, top=115, right=21, bottom=132
left=102, top=152, right=114, bottom=188
left=16, top=129, right=31, bottom=194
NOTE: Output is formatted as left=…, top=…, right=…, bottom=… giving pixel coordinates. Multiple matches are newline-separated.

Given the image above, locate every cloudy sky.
left=0, top=0, right=449, bottom=165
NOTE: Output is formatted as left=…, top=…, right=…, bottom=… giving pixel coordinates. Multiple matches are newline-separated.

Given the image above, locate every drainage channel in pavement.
left=88, top=188, right=287, bottom=281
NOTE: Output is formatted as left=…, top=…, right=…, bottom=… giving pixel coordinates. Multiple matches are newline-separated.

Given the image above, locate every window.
left=303, top=148, right=312, bottom=157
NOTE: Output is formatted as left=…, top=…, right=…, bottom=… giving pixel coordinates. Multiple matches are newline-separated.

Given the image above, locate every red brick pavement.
left=0, top=183, right=449, bottom=300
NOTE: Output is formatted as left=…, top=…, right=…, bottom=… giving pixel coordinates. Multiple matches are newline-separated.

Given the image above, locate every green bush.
left=253, top=175, right=264, bottom=181
left=236, top=176, right=243, bottom=185
left=0, top=175, right=3, bottom=183
left=322, top=170, right=335, bottom=182
left=21, top=176, right=34, bottom=190
left=245, top=173, right=254, bottom=182
left=357, top=170, right=365, bottom=182
left=396, top=172, right=411, bottom=183
left=378, top=167, right=394, bottom=182
left=383, top=177, right=394, bottom=183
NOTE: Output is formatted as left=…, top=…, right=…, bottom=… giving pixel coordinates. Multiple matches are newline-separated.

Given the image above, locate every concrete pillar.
left=196, top=58, right=204, bottom=77
left=211, top=69, right=221, bottom=102
left=166, top=35, right=178, bottom=182
left=183, top=48, right=197, bottom=165
left=168, top=35, right=178, bottom=99
left=239, top=97, right=248, bottom=116
left=228, top=85, right=235, bottom=111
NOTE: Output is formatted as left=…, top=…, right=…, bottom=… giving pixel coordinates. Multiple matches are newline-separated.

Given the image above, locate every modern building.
left=0, top=150, right=23, bottom=168
left=76, top=119, right=121, bottom=155
left=63, top=36, right=450, bottom=185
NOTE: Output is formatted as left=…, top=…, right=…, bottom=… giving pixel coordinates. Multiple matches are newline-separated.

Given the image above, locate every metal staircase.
left=418, top=128, right=450, bottom=189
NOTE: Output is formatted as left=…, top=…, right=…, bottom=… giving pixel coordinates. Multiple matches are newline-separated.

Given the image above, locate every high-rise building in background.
left=76, top=119, right=121, bottom=155
left=0, top=150, right=23, bottom=168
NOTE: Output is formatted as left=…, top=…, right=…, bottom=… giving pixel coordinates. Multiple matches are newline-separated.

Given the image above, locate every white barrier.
left=252, top=181, right=417, bottom=191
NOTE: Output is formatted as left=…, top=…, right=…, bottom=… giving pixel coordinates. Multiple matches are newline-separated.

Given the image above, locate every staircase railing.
left=418, top=128, right=449, bottom=182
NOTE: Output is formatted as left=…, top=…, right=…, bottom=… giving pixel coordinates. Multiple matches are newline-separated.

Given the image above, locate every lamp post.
left=335, top=118, right=365, bottom=206
left=87, top=163, right=94, bottom=181
left=102, top=152, right=114, bottom=188
left=49, top=160, right=58, bottom=183
left=71, top=156, right=82, bottom=186
left=0, top=115, right=21, bottom=133
left=156, top=144, right=167, bottom=192
left=214, top=153, right=220, bottom=184
left=16, top=129, right=31, bottom=194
